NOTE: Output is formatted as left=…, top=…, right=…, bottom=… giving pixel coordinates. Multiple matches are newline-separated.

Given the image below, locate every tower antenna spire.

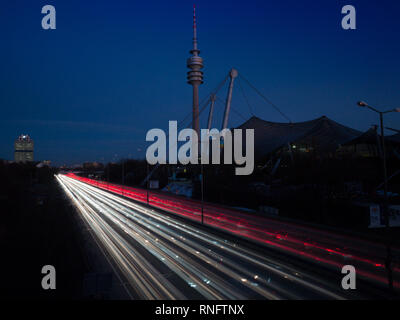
left=193, top=4, right=198, bottom=53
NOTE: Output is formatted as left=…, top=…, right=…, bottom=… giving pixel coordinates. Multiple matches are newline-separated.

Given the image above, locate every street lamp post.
left=201, top=163, right=204, bottom=224
left=122, top=159, right=125, bottom=197
left=107, top=163, right=110, bottom=190
left=146, top=162, right=149, bottom=204
left=357, top=101, right=400, bottom=292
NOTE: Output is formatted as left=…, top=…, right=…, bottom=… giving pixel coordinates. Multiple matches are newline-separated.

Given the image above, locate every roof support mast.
left=222, top=68, right=238, bottom=129
left=207, top=94, right=216, bottom=130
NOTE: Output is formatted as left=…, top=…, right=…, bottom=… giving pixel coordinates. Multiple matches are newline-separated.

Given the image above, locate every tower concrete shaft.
left=187, top=5, right=203, bottom=137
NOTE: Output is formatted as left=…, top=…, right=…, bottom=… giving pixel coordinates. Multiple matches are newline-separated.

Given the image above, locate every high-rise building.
left=14, top=134, right=34, bottom=162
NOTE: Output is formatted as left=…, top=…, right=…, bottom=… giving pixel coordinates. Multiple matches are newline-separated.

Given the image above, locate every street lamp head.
left=357, top=101, right=368, bottom=107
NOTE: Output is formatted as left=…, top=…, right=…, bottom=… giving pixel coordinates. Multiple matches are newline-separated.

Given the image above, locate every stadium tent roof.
left=387, top=133, right=400, bottom=143
left=345, top=127, right=400, bottom=146
left=237, top=116, right=362, bottom=159
left=343, top=127, right=379, bottom=146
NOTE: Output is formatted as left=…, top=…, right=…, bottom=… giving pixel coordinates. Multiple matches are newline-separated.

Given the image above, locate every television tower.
left=187, top=4, right=204, bottom=137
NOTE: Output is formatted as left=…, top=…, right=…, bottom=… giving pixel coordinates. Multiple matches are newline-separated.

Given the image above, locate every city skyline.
left=1, top=0, right=400, bottom=165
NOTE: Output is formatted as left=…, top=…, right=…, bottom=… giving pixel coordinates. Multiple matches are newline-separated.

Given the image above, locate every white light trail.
left=57, top=174, right=351, bottom=300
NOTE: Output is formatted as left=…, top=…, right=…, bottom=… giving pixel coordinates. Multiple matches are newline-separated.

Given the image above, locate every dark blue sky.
left=1, top=0, right=399, bottom=165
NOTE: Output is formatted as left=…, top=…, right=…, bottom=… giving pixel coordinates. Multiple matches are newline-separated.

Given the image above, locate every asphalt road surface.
left=56, top=174, right=393, bottom=300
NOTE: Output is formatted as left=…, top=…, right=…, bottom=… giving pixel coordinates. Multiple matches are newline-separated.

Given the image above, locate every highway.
left=63, top=173, right=400, bottom=291
left=56, top=174, right=391, bottom=300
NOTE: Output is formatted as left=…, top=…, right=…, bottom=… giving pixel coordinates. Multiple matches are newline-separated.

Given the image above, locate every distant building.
left=83, top=162, right=104, bottom=171
left=36, top=160, right=51, bottom=168
left=14, top=134, right=34, bottom=162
